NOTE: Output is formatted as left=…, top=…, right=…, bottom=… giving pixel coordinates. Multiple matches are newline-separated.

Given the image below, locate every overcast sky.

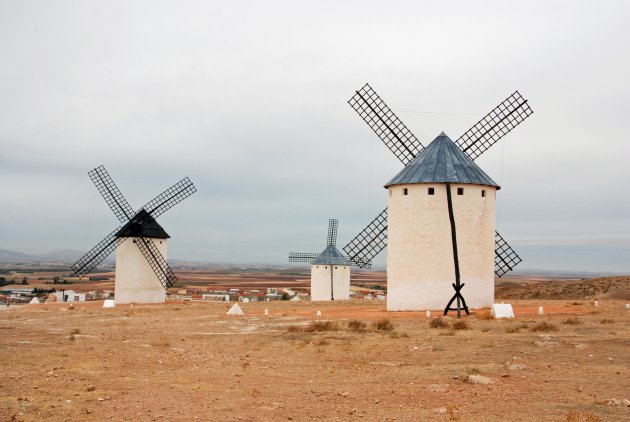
left=1, top=1, right=629, bottom=273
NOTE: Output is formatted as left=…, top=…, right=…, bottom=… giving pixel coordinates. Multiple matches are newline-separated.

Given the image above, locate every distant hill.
left=0, top=248, right=84, bottom=262
left=0, top=249, right=31, bottom=261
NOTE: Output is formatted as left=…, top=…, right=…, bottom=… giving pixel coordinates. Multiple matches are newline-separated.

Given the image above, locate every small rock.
left=507, top=364, right=528, bottom=371
left=466, top=375, right=493, bottom=385
left=373, top=399, right=380, bottom=404
left=341, top=392, right=350, bottom=397
left=65, top=400, right=72, bottom=404
left=86, top=386, right=96, bottom=392
left=433, top=407, right=447, bottom=414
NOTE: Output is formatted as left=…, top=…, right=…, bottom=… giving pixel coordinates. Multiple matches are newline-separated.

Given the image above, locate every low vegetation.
left=429, top=317, right=450, bottom=328
left=562, top=317, right=581, bottom=325
left=505, top=321, right=530, bottom=333
left=452, top=319, right=471, bottom=330
left=347, top=319, right=367, bottom=332
left=372, top=318, right=394, bottom=332
left=530, top=321, right=558, bottom=332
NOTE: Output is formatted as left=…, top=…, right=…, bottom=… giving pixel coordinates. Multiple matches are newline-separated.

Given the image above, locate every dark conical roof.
left=312, top=244, right=351, bottom=266
left=384, top=132, right=500, bottom=189
left=115, top=209, right=170, bottom=239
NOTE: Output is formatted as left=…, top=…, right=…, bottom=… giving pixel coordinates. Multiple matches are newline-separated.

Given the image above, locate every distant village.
left=0, top=262, right=387, bottom=306
left=1, top=284, right=386, bottom=305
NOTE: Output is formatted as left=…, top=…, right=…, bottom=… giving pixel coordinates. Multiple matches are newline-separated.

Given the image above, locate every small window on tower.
left=403, top=188, right=408, bottom=196
left=335, top=266, right=338, bottom=269
left=457, top=187, right=464, bottom=195
left=481, top=190, right=486, bottom=198
left=428, top=187, right=434, bottom=195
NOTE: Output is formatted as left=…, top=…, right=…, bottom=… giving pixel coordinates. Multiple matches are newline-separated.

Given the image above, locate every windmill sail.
left=134, top=237, right=177, bottom=289
left=455, top=90, right=533, bottom=161
left=288, top=252, right=319, bottom=263
left=71, top=227, right=125, bottom=277
left=326, top=219, right=338, bottom=246
left=89, top=165, right=135, bottom=223
left=349, top=83, right=425, bottom=165
left=342, top=208, right=388, bottom=268
left=140, top=177, right=197, bottom=219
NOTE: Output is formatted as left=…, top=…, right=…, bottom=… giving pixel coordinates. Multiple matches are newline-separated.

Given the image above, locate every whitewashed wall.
left=387, top=183, right=496, bottom=311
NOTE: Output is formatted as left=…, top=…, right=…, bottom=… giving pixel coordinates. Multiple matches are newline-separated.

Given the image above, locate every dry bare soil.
left=2, top=277, right=630, bottom=421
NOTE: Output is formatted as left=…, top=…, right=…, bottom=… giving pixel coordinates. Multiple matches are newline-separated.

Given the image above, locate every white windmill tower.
left=344, top=84, right=533, bottom=316
left=385, top=132, right=500, bottom=312
left=289, top=219, right=370, bottom=301
left=71, top=166, right=196, bottom=304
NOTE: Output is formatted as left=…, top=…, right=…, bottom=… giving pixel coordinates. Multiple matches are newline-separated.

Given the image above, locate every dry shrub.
left=476, top=311, right=495, bottom=320
left=452, top=320, right=471, bottom=330
left=151, top=336, right=171, bottom=347
left=481, top=327, right=490, bottom=333
left=563, top=317, right=581, bottom=325
left=372, top=318, right=394, bottom=332
left=565, top=409, right=603, bottom=422
left=347, top=319, right=367, bottom=332
left=286, top=325, right=303, bottom=333
left=505, top=322, right=529, bottom=333
left=429, top=317, right=450, bottom=329
left=70, top=328, right=80, bottom=335
left=313, top=336, right=329, bottom=346
left=600, top=318, right=614, bottom=324
left=304, top=320, right=339, bottom=332
left=571, top=302, right=583, bottom=306
left=530, top=321, right=558, bottom=332
left=439, top=329, right=457, bottom=336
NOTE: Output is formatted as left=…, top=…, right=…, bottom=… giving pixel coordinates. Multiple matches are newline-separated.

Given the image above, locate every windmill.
left=71, top=165, right=196, bottom=304
left=344, top=84, right=533, bottom=314
left=289, top=219, right=371, bottom=301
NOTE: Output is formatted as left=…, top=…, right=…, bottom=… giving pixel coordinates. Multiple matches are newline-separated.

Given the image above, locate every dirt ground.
left=1, top=279, right=630, bottom=421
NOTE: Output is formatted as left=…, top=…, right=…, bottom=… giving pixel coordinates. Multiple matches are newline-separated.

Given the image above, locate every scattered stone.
left=491, top=303, right=514, bottom=318
left=507, top=364, right=528, bottom=371
left=466, top=375, right=493, bottom=385
left=606, top=398, right=630, bottom=407
left=433, top=407, right=448, bottom=414
left=86, top=386, right=96, bottom=392
left=373, top=399, right=380, bottom=404
left=427, top=384, right=449, bottom=392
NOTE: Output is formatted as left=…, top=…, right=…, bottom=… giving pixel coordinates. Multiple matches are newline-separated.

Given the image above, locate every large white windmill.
left=344, top=84, right=533, bottom=316
left=71, top=166, right=196, bottom=304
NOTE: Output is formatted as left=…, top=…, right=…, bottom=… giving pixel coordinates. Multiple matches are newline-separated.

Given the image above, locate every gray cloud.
left=1, top=1, right=629, bottom=273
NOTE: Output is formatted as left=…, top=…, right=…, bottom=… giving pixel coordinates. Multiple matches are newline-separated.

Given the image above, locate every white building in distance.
left=385, top=132, right=499, bottom=311
left=310, top=244, right=351, bottom=301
